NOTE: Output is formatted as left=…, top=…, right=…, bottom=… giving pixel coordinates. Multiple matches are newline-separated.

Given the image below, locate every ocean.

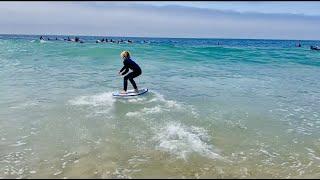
left=0, top=34, right=320, bottom=178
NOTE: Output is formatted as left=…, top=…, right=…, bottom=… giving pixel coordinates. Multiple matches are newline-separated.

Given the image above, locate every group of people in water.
left=40, top=36, right=84, bottom=43
left=296, top=42, right=319, bottom=50
left=95, top=38, right=136, bottom=44
left=39, top=36, right=148, bottom=44
left=39, top=36, right=318, bottom=50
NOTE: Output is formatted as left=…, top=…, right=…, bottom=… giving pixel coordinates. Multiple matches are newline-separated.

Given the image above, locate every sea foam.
left=69, top=92, right=115, bottom=107
left=154, top=122, right=222, bottom=160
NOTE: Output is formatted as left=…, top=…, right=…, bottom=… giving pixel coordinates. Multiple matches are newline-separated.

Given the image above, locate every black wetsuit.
left=119, top=58, right=142, bottom=91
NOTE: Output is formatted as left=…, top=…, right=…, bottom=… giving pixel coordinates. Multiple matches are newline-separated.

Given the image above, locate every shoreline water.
left=0, top=34, right=320, bottom=178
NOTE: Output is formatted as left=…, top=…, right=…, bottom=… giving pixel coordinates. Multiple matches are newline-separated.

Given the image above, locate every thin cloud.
left=0, top=2, right=319, bottom=40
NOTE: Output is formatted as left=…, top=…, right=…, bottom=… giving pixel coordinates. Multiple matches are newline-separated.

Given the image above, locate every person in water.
left=118, top=51, right=142, bottom=94
left=296, top=42, right=301, bottom=47
left=40, top=36, right=44, bottom=40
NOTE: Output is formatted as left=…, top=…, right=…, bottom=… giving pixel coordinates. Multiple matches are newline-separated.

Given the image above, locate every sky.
left=0, top=1, right=320, bottom=40
left=137, top=1, right=320, bottom=16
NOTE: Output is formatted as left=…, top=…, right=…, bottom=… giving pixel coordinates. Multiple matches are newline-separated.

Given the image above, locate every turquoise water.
left=1, top=35, right=320, bottom=178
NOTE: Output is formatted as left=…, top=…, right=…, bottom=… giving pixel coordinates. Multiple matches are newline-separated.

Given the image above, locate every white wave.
left=306, top=147, right=320, bottom=161
left=125, top=111, right=140, bottom=117
left=143, top=106, right=162, bottom=114
left=10, top=141, right=27, bottom=147
left=121, top=91, right=182, bottom=109
left=165, top=100, right=182, bottom=109
left=127, top=97, right=145, bottom=103
left=190, top=106, right=200, bottom=118
left=154, top=122, right=222, bottom=160
left=123, top=92, right=177, bottom=118
left=124, top=92, right=199, bottom=119
left=9, top=101, right=38, bottom=109
left=153, top=91, right=199, bottom=117
left=149, top=91, right=183, bottom=109
left=53, top=171, right=62, bottom=176
left=116, top=96, right=147, bottom=104
left=126, top=105, right=163, bottom=117
left=69, top=92, right=115, bottom=107
left=69, top=92, right=115, bottom=116
left=150, top=91, right=166, bottom=102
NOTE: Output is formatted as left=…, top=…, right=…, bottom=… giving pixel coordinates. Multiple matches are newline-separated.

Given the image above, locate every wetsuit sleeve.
left=121, top=68, right=129, bottom=75
left=119, top=65, right=126, bottom=73
left=119, top=59, right=129, bottom=75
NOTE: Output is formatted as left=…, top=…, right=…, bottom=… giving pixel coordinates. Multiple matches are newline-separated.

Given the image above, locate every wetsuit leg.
left=123, top=75, right=129, bottom=91
left=129, top=77, right=138, bottom=90
left=123, top=71, right=141, bottom=91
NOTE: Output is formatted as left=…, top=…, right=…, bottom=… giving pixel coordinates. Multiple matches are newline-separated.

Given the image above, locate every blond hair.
left=120, top=51, right=130, bottom=59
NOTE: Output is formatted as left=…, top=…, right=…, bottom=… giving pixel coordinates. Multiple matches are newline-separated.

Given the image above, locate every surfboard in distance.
left=112, top=88, right=148, bottom=97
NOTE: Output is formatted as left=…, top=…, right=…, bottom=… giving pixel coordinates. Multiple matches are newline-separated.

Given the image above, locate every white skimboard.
left=113, top=88, right=148, bottom=97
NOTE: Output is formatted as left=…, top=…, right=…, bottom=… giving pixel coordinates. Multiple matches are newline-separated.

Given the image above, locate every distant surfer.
left=118, top=51, right=142, bottom=94
left=296, top=42, right=301, bottom=47
left=40, top=36, right=44, bottom=40
left=311, top=45, right=320, bottom=50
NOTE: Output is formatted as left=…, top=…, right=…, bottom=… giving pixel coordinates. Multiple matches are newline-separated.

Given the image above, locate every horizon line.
left=1, top=33, right=319, bottom=42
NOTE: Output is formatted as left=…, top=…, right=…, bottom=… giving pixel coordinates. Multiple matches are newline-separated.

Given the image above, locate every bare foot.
left=120, top=90, right=127, bottom=94
left=134, top=89, right=139, bottom=93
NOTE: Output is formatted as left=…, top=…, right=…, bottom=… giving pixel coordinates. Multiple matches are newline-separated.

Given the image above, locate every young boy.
left=118, top=51, right=142, bottom=94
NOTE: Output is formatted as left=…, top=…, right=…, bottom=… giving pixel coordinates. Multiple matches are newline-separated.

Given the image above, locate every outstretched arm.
left=119, top=65, right=129, bottom=75
left=119, top=59, right=129, bottom=75
left=121, top=68, right=129, bottom=75
left=119, top=65, right=126, bottom=73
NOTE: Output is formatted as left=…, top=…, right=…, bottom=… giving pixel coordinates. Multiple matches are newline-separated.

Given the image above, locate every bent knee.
left=124, top=76, right=129, bottom=80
